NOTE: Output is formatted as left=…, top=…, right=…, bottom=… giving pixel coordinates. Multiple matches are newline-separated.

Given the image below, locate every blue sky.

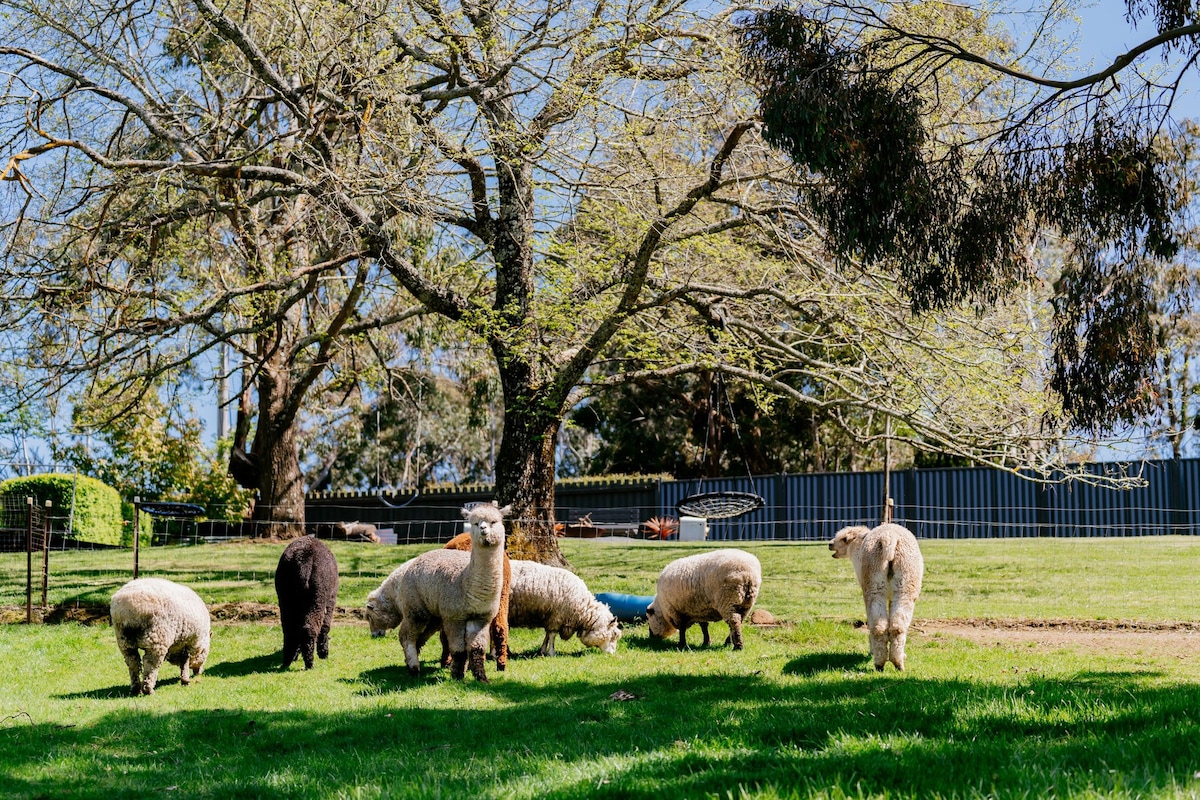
left=1076, top=0, right=1199, bottom=122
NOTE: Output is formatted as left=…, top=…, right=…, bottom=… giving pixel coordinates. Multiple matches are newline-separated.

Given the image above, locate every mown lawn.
left=2, top=536, right=1200, bottom=799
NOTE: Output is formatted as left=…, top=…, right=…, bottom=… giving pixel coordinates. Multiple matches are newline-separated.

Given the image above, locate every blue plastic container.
left=595, top=591, right=654, bottom=622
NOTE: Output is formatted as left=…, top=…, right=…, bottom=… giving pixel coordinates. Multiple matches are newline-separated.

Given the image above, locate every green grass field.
left=2, top=536, right=1200, bottom=799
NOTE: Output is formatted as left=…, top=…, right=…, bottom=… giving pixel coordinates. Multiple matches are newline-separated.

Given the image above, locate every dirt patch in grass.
left=919, top=618, right=1200, bottom=657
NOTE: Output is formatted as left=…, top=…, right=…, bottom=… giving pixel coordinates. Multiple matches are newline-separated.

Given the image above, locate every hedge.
left=0, top=474, right=125, bottom=546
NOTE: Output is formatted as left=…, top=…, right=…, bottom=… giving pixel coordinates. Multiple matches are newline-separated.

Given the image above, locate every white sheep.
left=110, top=577, right=211, bottom=696
left=394, top=502, right=511, bottom=681
left=365, top=559, right=414, bottom=638
left=647, top=548, right=762, bottom=650
left=507, top=559, right=622, bottom=656
left=829, top=522, right=924, bottom=671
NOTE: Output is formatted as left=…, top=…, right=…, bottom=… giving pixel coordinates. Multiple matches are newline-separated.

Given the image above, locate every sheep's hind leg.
left=300, top=631, right=317, bottom=670
left=281, top=622, right=300, bottom=669
left=140, top=647, right=167, bottom=695
left=119, top=641, right=143, bottom=695
left=317, top=607, right=334, bottom=660
left=726, top=612, right=744, bottom=650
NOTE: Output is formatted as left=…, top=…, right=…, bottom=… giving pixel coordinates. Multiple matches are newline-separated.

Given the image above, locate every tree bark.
left=229, top=349, right=307, bottom=539
left=492, top=392, right=569, bottom=568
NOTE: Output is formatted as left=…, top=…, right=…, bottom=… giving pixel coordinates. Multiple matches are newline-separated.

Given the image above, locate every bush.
left=0, top=474, right=125, bottom=546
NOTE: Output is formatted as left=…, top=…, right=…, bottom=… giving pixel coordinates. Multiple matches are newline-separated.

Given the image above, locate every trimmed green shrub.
left=0, top=474, right=124, bottom=546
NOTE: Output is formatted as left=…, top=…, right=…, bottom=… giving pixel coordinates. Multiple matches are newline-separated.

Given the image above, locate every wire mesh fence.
left=3, top=457, right=1199, bottom=614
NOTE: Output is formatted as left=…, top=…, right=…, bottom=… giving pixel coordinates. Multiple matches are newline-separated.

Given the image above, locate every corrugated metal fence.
left=307, top=457, right=1200, bottom=543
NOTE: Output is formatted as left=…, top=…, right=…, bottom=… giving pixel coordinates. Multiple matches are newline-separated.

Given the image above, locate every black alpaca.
left=275, top=536, right=339, bottom=669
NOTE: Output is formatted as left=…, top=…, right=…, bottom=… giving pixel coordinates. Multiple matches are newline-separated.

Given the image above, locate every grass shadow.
left=16, top=670, right=1200, bottom=799
left=55, top=684, right=134, bottom=700
left=352, top=664, right=474, bottom=695
left=782, top=650, right=871, bottom=676
left=204, top=651, right=284, bottom=678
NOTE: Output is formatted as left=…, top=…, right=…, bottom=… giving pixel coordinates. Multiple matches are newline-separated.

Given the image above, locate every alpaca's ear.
left=460, top=506, right=471, bottom=519
left=497, top=504, right=513, bottom=517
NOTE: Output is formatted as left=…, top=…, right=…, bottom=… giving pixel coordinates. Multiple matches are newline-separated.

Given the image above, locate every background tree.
left=0, top=0, right=1148, bottom=566
left=737, top=1, right=1195, bottom=436
left=62, top=381, right=252, bottom=519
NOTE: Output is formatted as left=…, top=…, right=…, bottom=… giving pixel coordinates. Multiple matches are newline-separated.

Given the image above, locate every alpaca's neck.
left=462, top=541, right=505, bottom=611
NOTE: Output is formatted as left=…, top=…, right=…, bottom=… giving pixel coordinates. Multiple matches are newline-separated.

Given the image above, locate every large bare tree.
left=0, top=0, right=1145, bottom=562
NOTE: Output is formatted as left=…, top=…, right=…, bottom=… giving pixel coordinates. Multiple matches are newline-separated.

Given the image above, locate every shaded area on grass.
left=6, top=669, right=1200, bottom=799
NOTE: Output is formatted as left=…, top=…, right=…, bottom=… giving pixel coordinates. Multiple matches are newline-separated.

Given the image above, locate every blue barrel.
left=595, top=592, right=654, bottom=622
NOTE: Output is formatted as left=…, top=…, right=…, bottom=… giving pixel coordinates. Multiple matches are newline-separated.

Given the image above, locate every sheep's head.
left=829, top=526, right=869, bottom=559
left=581, top=614, right=623, bottom=654
left=645, top=599, right=675, bottom=639
left=461, top=502, right=512, bottom=549
left=365, top=589, right=401, bottom=637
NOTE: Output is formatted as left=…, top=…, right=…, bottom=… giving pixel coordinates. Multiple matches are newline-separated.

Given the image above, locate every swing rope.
left=675, top=373, right=765, bottom=520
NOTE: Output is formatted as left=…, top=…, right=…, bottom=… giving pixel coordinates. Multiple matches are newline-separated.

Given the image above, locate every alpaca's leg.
left=864, top=588, right=890, bottom=671
left=444, top=621, right=470, bottom=680
left=491, top=615, right=509, bottom=671
left=888, top=592, right=917, bottom=671
left=726, top=612, right=744, bottom=650
left=465, top=620, right=489, bottom=682
left=118, top=640, right=143, bottom=695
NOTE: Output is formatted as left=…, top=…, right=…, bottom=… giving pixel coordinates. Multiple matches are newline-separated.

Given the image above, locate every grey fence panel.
left=303, top=456, right=1200, bottom=543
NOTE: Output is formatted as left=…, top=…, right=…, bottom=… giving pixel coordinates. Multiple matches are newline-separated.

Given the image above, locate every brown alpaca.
left=441, top=531, right=511, bottom=671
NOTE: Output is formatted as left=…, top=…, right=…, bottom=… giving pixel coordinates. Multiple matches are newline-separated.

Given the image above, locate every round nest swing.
left=675, top=490, right=765, bottom=520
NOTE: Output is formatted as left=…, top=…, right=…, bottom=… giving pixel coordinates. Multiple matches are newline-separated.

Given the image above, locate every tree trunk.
left=250, top=419, right=306, bottom=539
left=229, top=352, right=307, bottom=540
left=493, top=402, right=568, bottom=568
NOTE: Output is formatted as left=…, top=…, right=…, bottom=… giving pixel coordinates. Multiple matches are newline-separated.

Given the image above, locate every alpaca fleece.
left=829, top=522, right=924, bottom=671
left=440, top=530, right=512, bottom=670
left=507, top=559, right=621, bottom=656
left=275, top=536, right=340, bottom=669
left=395, top=503, right=510, bottom=681
left=110, top=577, right=211, bottom=696
left=647, top=549, right=761, bottom=650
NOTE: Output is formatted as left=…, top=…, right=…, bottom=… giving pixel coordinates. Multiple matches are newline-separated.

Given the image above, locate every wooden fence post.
left=41, top=500, right=51, bottom=611
left=133, top=497, right=140, bottom=580
left=24, top=496, right=33, bottom=624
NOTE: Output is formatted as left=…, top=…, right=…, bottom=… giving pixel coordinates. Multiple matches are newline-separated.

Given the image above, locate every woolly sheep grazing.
left=440, top=530, right=512, bottom=670
left=507, top=559, right=621, bottom=656
left=395, top=502, right=511, bottom=681
left=365, top=559, right=414, bottom=638
left=829, top=522, right=924, bottom=671
left=275, top=536, right=339, bottom=670
left=110, top=577, right=211, bottom=696
left=647, top=548, right=761, bottom=650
